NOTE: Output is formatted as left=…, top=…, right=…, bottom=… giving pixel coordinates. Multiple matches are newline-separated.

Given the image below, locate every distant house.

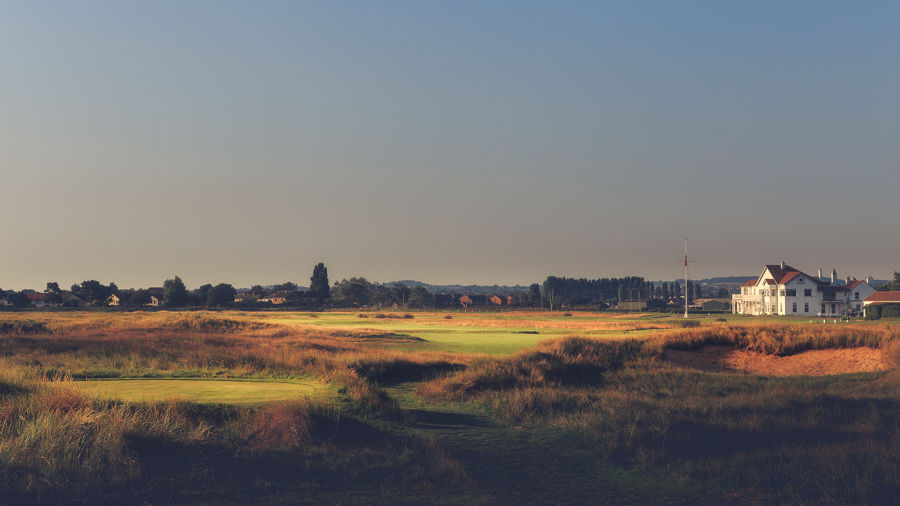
left=489, top=295, right=503, bottom=306
left=107, top=294, right=123, bottom=306
left=259, top=292, right=291, bottom=305
left=146, top=288, right=164, bottom=306
left=26, top=292, right=54, bottom=308
left=618, top=301, right=647, bottom=311
left=863, top=291, right=900, bottom=317
left=459, top=295, right=473, bottom=308
left=699, top=298, right=731, bottom=311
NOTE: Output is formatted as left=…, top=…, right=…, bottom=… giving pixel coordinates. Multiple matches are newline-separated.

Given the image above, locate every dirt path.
left=663, top=345, right=890, bottom=376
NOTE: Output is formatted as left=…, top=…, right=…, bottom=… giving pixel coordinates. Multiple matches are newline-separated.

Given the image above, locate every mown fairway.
left=77, top=378, right=327, bottom=404
left=0, top=310, right=897, bottom=504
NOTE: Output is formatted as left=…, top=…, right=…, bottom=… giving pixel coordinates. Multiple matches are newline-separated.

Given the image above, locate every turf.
left=76, top=378, right=328, bottom=404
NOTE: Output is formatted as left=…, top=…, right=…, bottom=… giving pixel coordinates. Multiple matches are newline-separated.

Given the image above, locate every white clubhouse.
left=731, top=262, right=876, bottom=317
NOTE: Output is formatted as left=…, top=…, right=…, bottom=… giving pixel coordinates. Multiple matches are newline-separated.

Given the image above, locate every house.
left=259, top=292, right=291, bottom=305
left=699, top=298, right=731, bottom=311
left=146, top=288, right=164, bottom=307
left=26, top=292, right=53, bottom=308
left=489, top=295, right=503, bottom=306
left=107, top=294, right=123, bottom=306
left=862, top=291, right=900, bottom=317
left=618, top=301, right=647, bottom=311
left=731, top=262, right=876, bottom=316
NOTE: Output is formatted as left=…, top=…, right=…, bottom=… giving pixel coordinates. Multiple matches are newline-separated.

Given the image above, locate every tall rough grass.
left=655, top=323, right=899, bottom=356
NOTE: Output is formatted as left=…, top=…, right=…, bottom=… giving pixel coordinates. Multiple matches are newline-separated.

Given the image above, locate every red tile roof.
left=865, top=291, right=900, bottom=303
left=740, top=279, right=756, bottom=287
left=846, top=280, right=865, bottom=290
left=26, top=293, right=47, bottom=301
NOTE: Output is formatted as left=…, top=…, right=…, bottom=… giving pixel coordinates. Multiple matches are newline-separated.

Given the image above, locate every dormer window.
left=798, top=277, right=804, bottom=284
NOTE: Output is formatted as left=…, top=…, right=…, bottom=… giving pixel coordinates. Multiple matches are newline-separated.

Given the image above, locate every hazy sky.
left=2, top=1, right=899, bottom=289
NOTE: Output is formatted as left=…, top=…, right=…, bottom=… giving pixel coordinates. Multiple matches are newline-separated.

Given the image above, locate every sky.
left=1, top=1, right=899, bottom=290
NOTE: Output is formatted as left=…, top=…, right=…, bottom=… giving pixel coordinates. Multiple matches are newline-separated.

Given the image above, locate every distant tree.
left=207, top=283, right=236, bottom=306
left=879, top=272, right=900, bottom=291
left=617, top=284, right=625, bottom=303
left=309, top=263, right=330, bottom=301
left=391, top=283, right=410, bottom=306
left=250, top=285, right=266, bottom=296
left=9, top=291, right=32, bottom=307
left=273, top=281, right=298, bottom=293
left=715, top=287, right=730, bottom=298
left=45, top=292, right=64, bottom=305
left=130, top=289, right=151, bottom=306
left=407, top=286, right=434, bottom=308
left=332, top=277, right=371, bottom=305
left=661, top=282, right=669, bottom=300
left=686, top=282, right=694, bottom=305
left=693, top=282, right=702, bottom=301
left=529, top=283, right=541, bottom=306
left=73, top=280, right=114, bottom=303
left=368, top=283, right=393, bottom=306
left=46, top=282, right=60, bottom=294
left=197, top=284, right=213, bottom=305
left=163, top=276, right=188, bottom=307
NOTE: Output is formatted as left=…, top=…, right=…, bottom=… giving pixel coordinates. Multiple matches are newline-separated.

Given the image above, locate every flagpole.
left=684, top=239, right=688, bottom=319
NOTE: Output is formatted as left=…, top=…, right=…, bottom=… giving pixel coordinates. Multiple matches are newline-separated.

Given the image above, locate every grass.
left=77, top=378, right=328, bottom=404
left=0, top=310, right=897, bottom=504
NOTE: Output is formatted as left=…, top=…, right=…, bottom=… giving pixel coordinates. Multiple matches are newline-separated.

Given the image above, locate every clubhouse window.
left=804, top=289, right=812, bottom=296
left=792, top=302, right=797, bottom=313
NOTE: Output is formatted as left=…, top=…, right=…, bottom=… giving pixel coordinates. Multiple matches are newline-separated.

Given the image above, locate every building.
left=863, top=291, right=900, bottom=317
left=26, top=292, right=54, bottom=308
left=618, top=301, right=647, bottom=311
left=107, top=294, right=123, bottom=306
left=699, top=298, right=731, bottom=311
left=731, top=262, right=875, bottom=316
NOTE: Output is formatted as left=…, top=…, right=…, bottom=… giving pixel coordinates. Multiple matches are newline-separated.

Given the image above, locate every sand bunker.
left=664, top=345, right=891, bottom=376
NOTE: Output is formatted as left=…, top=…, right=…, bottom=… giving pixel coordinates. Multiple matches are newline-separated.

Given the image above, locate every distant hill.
left=390, top=280, right=528, bottom=296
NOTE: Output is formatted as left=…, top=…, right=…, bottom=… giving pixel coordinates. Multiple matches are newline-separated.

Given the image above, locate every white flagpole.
left=684, top=239, right=689, bottom=319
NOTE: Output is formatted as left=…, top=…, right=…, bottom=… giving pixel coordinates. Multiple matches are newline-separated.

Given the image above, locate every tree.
left=207, top=283, right=236, bottom=306
left=332, top=277, right=371, bottom=305
left=693, top=282, right=702, bottom=301
left=45, top=292, right=63, bottom=305
left=407, top=286, right=434, bottom=308
left=880, top=272, right=900, bottom=291
left=130, top=290, right=151, bottom=306
left=197, top=284, right=213, bottom=305
left=46, top=282, right=60, bottom=294
left=686, top=282, right=694, bottom=305
left=617, top=284, right=625, bottom=303
left=529, top=283, right=541, bottom=306
left=250, top=285, right=266, bottom=296
left=391, top=283, right=410, bottom=306
left=163, top=276, right=188, bottom=307
left=309, top=263, right=330, bottom=301
left=73, top=280, right=113, bottom=303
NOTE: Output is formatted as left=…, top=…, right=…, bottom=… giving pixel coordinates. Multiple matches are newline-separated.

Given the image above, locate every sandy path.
left=663, top=345, right=890, bottom=376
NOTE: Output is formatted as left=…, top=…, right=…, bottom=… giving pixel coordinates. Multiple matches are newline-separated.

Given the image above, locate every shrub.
left=0, top=320, right=50, bottom=334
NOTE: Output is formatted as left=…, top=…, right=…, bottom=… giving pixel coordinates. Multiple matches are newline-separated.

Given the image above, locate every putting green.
left=78, top=378, right=327, bottom=404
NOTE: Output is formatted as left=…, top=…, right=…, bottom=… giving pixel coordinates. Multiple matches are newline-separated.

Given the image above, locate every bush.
left=0, top=320, right=50, bottom=334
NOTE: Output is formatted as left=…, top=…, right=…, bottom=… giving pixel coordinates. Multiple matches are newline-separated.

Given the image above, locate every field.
left=0, top=310, right=898, bottom=504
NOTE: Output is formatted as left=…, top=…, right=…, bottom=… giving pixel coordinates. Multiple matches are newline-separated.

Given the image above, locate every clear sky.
left=2, top=1, right=898, bottom=290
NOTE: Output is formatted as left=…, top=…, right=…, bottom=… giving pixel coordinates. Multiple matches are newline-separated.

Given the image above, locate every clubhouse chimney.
left=818, top=268, right=822, bottom=280
left=781, top=260, right=785, bottom=269
left=866, top=276, right=872, bottom=284
left=831, top=269, right=837, bottom=284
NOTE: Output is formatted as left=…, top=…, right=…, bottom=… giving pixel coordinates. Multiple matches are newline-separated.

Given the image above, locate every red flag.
left=684, top=255, right=687, bottom=267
